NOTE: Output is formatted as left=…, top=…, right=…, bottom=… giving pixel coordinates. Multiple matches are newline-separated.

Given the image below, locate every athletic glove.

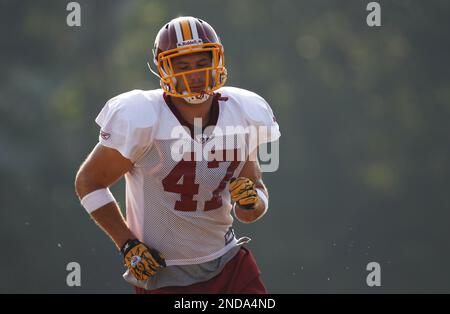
left=229, top=177, right=259, bottom=210
left=120, top=239, right=166, bottom=281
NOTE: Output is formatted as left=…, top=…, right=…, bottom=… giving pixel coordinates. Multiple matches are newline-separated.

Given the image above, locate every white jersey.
left=95, top=86, right=280, bottom=266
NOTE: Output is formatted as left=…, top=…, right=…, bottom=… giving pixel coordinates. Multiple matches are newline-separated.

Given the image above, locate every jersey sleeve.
left=94, top=92, right=158, bottom=162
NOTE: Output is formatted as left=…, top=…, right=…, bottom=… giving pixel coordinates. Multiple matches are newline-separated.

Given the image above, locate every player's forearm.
left=90, top=202, right=136, bottom=250
left=75, top=166, right=135, bottom=250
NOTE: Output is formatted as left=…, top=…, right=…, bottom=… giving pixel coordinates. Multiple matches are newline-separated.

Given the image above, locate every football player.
left=75, top=16, right=280, bottom=293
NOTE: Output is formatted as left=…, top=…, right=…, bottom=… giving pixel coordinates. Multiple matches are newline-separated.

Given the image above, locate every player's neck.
left=170, top=95, right=214, bottom=127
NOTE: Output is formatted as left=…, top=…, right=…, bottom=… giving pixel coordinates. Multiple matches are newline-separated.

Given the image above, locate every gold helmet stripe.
left=180, top=19, right=193, bottom=40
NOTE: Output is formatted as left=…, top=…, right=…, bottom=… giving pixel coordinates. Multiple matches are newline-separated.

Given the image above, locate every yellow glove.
left=120, top=239, right=166, bottom=281
left=229, top=177, right=259, bottom=210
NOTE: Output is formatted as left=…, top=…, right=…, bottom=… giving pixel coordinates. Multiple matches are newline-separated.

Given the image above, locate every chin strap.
left=216, top=93, right=228, bottom=101
left=182, top=90, right=212, bottom=104
left=182, top=92, right=229, bottom=104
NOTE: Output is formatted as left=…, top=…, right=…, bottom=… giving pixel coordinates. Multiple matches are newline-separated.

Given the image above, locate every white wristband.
left=81, top=188, right=116, bottom=214
left=256, top=188, right=269, bottom=211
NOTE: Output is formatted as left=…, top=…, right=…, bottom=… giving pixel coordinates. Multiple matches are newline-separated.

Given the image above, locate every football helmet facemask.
left=150, top=16, right=227, bottom=103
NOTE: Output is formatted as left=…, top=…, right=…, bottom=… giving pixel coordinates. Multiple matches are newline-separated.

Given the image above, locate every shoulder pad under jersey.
left=218, top=86, right=277, bottom=126
left=98, top=89, right=162, bottom=129
left=95, top=89, right=163, bottom=161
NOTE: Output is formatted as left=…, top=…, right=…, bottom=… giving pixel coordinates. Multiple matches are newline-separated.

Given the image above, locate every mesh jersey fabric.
left=95, top=87, right=280, bottom=267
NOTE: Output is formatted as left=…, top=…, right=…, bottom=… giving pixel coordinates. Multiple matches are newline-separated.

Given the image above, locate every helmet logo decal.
left=177, top=39, right=203, bottom=47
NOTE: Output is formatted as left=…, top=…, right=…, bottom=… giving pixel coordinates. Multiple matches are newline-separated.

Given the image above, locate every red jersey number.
left=162, top=150, right=240, bottom=212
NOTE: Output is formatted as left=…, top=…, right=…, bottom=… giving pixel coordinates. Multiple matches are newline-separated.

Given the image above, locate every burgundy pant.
left=135, top=246, right=267, bottom=294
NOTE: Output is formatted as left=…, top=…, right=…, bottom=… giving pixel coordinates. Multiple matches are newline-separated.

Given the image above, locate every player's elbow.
left=74, top=166, right=104, bottom=200
left=74, top=167, right=88, bottom=200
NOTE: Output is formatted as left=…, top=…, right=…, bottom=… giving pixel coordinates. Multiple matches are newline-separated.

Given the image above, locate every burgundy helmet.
left=151, top=16, right=227, bottom=98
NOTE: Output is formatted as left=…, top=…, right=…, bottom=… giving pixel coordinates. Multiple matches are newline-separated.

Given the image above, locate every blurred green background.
left=1, top=0, right=450, bottom=293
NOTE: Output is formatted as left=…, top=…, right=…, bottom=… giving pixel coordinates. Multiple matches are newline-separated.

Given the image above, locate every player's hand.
left=229, top=177, right=259, bottom=210
left=120, top=239, right=166, bottom=281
